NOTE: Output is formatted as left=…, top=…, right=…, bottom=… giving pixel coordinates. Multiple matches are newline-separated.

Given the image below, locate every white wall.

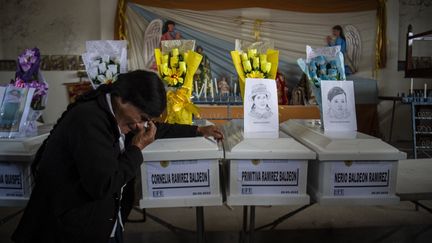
left=377, top=0, right=432, bottom=142
left=398, top=0, right=432, bottom=59
left=101, top=0, right=118, bottom=40
left=0, top=0, right=118, bottom=124
left=0, top=0, right=431, bottom=139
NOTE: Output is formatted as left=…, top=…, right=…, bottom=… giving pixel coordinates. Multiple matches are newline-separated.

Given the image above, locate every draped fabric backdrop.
left=126, top=3, right=376, bottom=80
left=123, top=0, right=378, bottom=13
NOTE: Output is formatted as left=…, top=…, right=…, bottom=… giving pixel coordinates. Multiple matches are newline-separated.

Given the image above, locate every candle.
left=210, top=79, right=214, bottom=99
left=199, top=82, right=205, bottom=98
left=411, top=78, right=414, bottom=95
left=424, top=83, right=427, bottom=99
left=203, top=80, right=207, bottom=99
left=214, top=78, right=219, bottom=95
left=230, top=76, right=233, bottom=95
left=195, top=81, right=199, bottom=97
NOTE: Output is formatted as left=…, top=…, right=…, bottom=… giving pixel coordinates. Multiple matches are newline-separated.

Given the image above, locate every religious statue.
left=276, top=72, right=288, bottom=105
left=218, top=77, right=230, bottom=96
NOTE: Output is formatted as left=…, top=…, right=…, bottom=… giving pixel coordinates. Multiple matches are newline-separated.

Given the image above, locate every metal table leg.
left=239, top=206, right=248, bottom=243
left=412, top=201, right=432, bottom=214
left=389, top=99, right=397, bottom=142
left=411, top=103, right=418, bottom=159
left=255, top=203, right=314, bottom=231
left=249, top=206, right=255, bottom=243
left=196, top=206, right=205, bottom=243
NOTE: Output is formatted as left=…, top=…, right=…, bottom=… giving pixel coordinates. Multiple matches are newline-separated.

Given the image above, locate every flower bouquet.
left=155, top=40, right=202, bottom=125
left=231, top=42, right=279, bottom=99
left=82, top=40, right=127, bottom=89
left=7, top=48, right=49, bottom=136
left=297, top=45, right=346, bottom=124
left=14, top=48, right=48, bottom=110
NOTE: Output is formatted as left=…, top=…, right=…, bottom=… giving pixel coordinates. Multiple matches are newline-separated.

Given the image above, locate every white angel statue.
left=143, top=19, right=163, bottom=69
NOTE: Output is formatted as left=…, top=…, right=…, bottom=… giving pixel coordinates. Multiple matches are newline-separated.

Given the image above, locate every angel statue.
left=143, top=19, right=163, bottom=70
left=326, top=25, right=361, bottom=74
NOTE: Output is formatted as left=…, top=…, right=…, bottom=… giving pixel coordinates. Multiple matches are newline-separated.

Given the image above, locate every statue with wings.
left=344, top=24, right=361, bottom=74
left=143, top=19, right=163, bottom=70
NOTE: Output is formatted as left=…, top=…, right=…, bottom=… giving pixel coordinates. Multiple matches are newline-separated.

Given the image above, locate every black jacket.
left=12, top=94, right=198, bottom=243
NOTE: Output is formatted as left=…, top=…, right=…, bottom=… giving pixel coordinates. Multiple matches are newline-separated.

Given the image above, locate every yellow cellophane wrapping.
left=155, top=48, right=203, bottom=124
left=231, top=49, right=279, bottom=99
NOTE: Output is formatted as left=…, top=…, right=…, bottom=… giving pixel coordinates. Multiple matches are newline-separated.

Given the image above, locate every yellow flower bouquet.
left=155, top=41, right=203, bottom=125
left=231, top=48, right=279, bottom=99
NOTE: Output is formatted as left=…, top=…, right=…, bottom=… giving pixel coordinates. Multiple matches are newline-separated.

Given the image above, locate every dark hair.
left=111, top=70, right=166, bottom=117
left=31, top=70, right=166, bottom=177
left=327, top=86, right=346, bottom=102
left=162, top=20, right=176, bottom=34
left=332, top=25, right=346, bottom=41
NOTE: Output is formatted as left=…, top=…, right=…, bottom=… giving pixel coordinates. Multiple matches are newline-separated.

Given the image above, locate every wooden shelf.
left=197, top=105, right=320, bottom=125
left=405, top=68, right=432, bottom=78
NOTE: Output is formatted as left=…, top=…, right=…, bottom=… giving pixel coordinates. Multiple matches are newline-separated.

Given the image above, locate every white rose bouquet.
left=82, top=40, right=127, bottom=89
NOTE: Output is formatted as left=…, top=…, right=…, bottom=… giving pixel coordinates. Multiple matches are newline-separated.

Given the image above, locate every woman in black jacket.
left=12, top=70, right=222, bottom=243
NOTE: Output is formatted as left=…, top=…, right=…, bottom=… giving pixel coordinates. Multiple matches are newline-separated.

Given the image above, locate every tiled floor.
left=1, top=202, right=432, bottom=242
left=1, top=141, right=431, bottom=242
left=124, top=225, right=432, bottom=243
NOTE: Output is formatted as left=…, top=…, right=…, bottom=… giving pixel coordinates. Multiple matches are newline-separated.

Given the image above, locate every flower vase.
left=310, top=84, right=324, bottom=128
left=24, top=109, right=43, bottom=137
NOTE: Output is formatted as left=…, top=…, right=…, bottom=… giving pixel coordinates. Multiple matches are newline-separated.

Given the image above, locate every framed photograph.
left=0, top=86, right=35, bottom=137
left=244, top=78, right=279, bottom=138
left=321, top=80, right=357, bottom=132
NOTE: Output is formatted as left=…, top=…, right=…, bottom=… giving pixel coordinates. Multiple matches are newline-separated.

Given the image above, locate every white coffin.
left=280, top=119, right=407, bottom=206
left=222, top=120, right=315, bottom=206
left=0, top=133, right=48, bottom=158
left=0, top=133, right=48, bottom=207
left=139, top=137, right=223, bottom=208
